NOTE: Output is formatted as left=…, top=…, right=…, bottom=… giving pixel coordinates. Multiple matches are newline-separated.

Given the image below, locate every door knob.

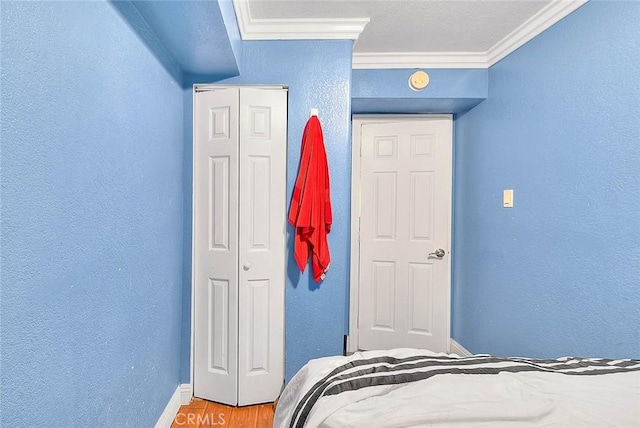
left=243, top=263, right=251, bottom=271
left=429, top=248, right=445, bottom=258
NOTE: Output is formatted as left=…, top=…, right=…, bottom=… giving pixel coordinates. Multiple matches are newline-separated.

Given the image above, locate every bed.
left=274, top=348, right=640, bottom=427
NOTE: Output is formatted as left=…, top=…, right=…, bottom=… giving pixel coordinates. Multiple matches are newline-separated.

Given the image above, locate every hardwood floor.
left=171, top=398, right=275, bottom=428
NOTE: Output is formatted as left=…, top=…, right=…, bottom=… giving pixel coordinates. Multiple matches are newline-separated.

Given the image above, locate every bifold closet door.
left=237, top=88, right=286, bottom=405
left=194, top=87, right=286, bottom=406
left=194, top=88, right=240, bottom=405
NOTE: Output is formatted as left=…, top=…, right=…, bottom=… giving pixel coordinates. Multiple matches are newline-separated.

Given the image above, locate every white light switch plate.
left=503, top=189, right=514, bottom=208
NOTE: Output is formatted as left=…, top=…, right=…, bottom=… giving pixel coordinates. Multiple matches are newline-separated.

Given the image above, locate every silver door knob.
left=243, top=263, right=251, bottom=271
left=429, top=248, right=445, bottom=258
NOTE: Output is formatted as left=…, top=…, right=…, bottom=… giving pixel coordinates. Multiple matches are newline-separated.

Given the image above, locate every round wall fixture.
left=409, top=70, right=429, bottom=91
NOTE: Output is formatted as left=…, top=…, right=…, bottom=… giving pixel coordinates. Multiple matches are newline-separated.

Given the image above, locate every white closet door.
left=237, top=88, right=287, bottom=405
left=194, top=88, right=240, bottom=405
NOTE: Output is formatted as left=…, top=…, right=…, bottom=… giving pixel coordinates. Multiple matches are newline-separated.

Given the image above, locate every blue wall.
left=182, top=40, right=353, bottom=383
left=454, top=1, right=640, bottom=358
left=131, top=0, right=239, bottom=78
left=217, top=0, right=243, bottom=70
left=3, top=2, right=637, bottom=425
left=1, top=2, right=184, bottom=426
left=352, top=68, right=488, bottom=114
left=109, top=0, right=184, bottom=85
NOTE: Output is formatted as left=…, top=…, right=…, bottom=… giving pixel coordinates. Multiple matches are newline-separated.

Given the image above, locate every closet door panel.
left=238, top=88, right=287, bottom=405
left=194, top=88, right=239, bottom=405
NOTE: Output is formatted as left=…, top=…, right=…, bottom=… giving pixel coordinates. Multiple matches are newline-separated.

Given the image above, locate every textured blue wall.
left=352, top=68, right=488, bottom=114
left=1, top=2, right=184, bottom=426
left=217, top=0, right=243, bottom=70
left=182, top=40, right=353, bottom=383
left=109, top=0, right=183, bottom=84
left=131, top=0, right=239, bottom=78
left=454, top=1, right=640, bottom=358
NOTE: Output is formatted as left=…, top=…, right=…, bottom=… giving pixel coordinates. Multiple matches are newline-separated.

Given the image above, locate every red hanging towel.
left=288, top=116, right=332, bottom=282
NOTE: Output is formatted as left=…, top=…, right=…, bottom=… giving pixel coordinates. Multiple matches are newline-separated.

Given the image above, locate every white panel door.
left=194, top=88, right=239, bottom=405
left=237, top=88, right=287, bottom=405
left=358, top=118, right=452, bottom=352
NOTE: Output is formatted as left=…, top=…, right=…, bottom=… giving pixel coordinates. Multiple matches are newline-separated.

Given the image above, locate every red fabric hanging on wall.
left=288, top=115, right=332, bottom=282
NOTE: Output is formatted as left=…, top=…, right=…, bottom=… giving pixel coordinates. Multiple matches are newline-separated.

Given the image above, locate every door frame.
left=189, top=84, right=288, bottom=400
left=347, top=114, right=453, bottom=354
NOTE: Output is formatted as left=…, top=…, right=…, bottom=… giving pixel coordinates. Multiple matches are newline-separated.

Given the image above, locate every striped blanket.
left=274, top=348, right=640, bottom=428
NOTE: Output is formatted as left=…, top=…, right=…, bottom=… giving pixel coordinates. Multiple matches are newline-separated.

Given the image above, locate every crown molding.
left=486, top=0, right=588, bottom=67
left=232, top=0, right=369, bottom=41
left=352, top=52, right=488, bottom=69
left=352, top=0, right=586, bottom=69
left=233, top=0, right=586, bottom=68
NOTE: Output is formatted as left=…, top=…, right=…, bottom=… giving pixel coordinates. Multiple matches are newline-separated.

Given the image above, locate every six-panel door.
left=358, top=119, right=452, bottom=352
left=194, top=87, right=286, bottom=406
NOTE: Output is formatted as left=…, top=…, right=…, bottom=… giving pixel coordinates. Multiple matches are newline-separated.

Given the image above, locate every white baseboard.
left=450, top=339, right=472, bottom=357
left=179, top=383, right=193, bottom=405
left=155, top=383, right=191, bottom=428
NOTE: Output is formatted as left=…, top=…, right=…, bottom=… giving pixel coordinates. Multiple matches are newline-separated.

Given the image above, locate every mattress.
left=274, top=348, right=640, bottom=428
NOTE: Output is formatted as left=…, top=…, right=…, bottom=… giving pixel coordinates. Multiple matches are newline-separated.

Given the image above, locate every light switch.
left=503, top=189, right=514, bottom=208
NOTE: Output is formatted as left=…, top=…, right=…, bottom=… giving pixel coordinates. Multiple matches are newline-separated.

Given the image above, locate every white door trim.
left=189, top=85, right=197, bottom=393
left=348, top=114, right=453, bottom=354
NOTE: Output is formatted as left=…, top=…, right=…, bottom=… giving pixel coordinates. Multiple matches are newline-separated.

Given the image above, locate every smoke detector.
left=409, top=70, right=429, bottom=91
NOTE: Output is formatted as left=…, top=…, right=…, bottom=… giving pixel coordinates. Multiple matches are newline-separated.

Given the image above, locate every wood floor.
left=171, top=398, right=274, bottom=428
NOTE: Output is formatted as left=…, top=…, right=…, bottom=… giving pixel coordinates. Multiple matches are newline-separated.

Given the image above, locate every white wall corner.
left=486, top=0, right=589, bottom=67
left=232, top=0, right=368, bottom=41
left=154, top=385, right=183, bottom=428
left=450, top=339, right=473, bottom=357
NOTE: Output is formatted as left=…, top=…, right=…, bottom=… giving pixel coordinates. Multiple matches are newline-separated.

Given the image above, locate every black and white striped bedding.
left=274, top=348, right=640, bottom=428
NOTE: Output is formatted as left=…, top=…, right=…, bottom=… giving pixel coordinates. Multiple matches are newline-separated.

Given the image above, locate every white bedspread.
left=274, top=348, right=640, bottom=428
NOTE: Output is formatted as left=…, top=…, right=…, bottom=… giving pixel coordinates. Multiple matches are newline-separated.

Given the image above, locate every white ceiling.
left=248, top=0, right=550, bottom=53
left=234, top=0, right=587, bottom=68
